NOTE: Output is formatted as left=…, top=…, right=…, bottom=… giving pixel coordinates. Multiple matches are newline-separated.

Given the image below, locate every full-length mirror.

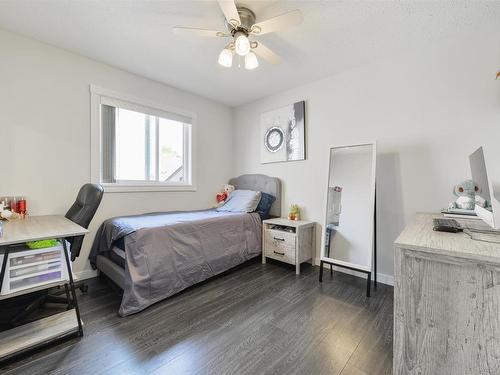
left=320, top=142, right=376, bottom=295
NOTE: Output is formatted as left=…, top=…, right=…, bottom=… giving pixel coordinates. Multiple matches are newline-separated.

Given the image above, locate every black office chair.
left=65, top=183, right=104, bottom=262
left=64, top=183, right=104, bottom=293
left=10, top=184, right=103, bottom=326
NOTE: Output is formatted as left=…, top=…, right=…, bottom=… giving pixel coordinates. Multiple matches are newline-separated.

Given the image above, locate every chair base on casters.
left=76, top=281, right=88, bottom=293
left=10, top=282, right=86, bottom=327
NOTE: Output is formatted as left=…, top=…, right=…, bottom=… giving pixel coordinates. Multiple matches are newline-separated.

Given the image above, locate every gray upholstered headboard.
left=229, top=174, right=282, bottom=218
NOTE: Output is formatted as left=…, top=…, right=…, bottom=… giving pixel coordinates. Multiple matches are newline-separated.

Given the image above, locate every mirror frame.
left=320, top=141, right=377, bottom=273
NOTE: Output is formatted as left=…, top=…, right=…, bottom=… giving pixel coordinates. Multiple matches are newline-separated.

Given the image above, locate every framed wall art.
left=260, top=100, right=305, bottom=164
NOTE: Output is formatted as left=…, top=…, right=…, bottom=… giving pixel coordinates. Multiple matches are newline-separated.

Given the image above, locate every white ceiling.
left=0, top=1, right=498, bottom=107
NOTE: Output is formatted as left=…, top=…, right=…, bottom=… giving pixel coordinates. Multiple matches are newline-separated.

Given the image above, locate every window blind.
left=101, top=105, right=116, bottom=183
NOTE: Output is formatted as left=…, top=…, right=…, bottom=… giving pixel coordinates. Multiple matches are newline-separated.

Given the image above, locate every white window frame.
left=90, top=85, right=196, bottom=193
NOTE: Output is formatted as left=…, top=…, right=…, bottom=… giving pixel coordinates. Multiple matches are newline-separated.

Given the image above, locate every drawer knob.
left=273, top=237, right=285, bottom=242
left=273, top=250, right=285, bottom=256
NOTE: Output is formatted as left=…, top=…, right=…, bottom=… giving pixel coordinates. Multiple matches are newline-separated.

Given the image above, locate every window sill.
left=102, top=184, right=197, bottom=193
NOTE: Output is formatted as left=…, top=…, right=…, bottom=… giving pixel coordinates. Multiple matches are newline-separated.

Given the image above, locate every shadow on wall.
left=376, top=152, right=405, bottom=276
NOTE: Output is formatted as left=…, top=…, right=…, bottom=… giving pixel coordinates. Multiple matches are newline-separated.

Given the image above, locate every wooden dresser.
left=394, top=213, right=500, bottom=375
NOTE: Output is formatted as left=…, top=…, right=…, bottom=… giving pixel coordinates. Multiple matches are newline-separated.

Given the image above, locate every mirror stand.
left=319, top=259, right=373, bottom=297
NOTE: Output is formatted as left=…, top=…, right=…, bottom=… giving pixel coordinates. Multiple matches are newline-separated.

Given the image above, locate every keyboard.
left=433, top=218, right=463, bottom=233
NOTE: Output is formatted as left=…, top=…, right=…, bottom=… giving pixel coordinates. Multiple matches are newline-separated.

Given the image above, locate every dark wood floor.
left=0, top=259, right=393, bottom=375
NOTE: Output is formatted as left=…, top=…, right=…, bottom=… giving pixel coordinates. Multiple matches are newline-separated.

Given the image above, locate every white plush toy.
left=448, top=179, right=486, bottom=211
left=215, top=184, right=235, bottom=208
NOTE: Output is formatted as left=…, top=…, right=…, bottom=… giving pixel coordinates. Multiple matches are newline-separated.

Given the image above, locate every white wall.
left=232, top=35, right=500, bottom=283
left=0, top=30, right=233, bottom=278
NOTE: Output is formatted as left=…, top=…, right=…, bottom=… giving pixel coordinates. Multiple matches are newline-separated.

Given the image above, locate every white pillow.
left=217, top=190, right=262, bottom=213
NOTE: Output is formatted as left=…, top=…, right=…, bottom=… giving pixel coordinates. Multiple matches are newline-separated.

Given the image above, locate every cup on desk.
left=17, top=198, right=27, bottom=218
left=10, top=197, right=17, bottom=213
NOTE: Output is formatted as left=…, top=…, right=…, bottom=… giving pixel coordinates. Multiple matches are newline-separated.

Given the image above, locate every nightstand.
left=262, top=218, right=315, bottom=275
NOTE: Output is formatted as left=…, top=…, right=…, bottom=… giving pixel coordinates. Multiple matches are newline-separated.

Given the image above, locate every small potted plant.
left=288, top=204, right=301, bottom=221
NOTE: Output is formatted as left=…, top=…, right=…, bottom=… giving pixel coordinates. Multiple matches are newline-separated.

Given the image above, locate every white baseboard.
left=74, top=269, right=98, bottom=281
left=73, top=261, right=394, bottom=286
left=314, top=258, right=394, bottom=286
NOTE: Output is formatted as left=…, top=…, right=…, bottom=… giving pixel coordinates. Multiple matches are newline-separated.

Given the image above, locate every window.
left=91, top=86, right=194, bottom=192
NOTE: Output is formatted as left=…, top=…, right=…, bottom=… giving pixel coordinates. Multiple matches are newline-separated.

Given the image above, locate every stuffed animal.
left=448, top=179, right=486, bottom=211
left=215, top=184, right=235, bottom=207
left=0, top=209, right=20, bottom=221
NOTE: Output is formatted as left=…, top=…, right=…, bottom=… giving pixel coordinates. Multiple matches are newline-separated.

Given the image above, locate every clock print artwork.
left=260, top=100, right=305, bottom=164
left=264, top=126, right=284, bottom=153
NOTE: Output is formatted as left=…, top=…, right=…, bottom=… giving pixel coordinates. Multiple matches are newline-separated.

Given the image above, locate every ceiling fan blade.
left=172, top=27, right=228, bottom=38
left=217, top=0, right=241, bottom=28
left=253, top=42, right=282, bottom=64
left=250, top=10, right=303, bottom=35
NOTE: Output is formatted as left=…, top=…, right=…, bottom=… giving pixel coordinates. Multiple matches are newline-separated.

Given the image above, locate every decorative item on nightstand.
left=288, top=204, right=301, bottom=221
left=262, top=218, right=315, bottom=275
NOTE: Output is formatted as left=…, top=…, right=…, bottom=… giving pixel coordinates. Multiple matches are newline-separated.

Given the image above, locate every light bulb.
left=218, top=48, right=233, bottom=67
left=244, top=52, right=259, bottom=70
left=235, top=34, right=250, bottom=56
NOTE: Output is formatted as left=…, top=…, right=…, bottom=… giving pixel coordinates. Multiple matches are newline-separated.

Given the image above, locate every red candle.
left=18, top=199, right=27, bottom=215
left=10, top=197, right=17, bottom=213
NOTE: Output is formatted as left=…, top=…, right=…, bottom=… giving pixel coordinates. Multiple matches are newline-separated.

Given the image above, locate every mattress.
left=89, top=209, right=262, bottom=316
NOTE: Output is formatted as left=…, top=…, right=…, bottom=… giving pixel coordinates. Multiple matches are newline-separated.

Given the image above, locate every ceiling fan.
left=173, top=0, right=303, bottom=70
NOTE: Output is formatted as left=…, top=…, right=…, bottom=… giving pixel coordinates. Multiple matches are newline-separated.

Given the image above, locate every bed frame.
left=95, top=174, right=281, bottom=290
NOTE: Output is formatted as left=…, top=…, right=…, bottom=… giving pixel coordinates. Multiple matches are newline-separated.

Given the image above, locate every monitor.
left=470, top=146, right=500, bottom=229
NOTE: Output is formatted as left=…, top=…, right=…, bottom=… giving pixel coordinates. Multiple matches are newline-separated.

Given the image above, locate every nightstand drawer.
left=264, top=230, right=296, bottom=264
left=266, top=229, right=296, bottom=246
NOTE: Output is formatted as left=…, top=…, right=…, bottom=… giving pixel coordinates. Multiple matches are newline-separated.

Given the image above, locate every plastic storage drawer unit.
left=0, top=243, right=70, bottom=295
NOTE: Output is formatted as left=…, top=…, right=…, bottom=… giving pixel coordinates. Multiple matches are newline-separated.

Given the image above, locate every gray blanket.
left=89, top=210, right=262, bottom=316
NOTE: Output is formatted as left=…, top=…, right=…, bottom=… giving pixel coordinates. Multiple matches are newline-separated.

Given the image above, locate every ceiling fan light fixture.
left=234, top=33, right=251, bottom=56
left=173, top=1, right=297, bottom=69
left=218, top=48, right=233, bottom=67
left=245, top=51, right=259, bottom=70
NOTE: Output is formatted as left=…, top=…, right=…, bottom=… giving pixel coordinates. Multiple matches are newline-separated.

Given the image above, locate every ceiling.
left=0, top=1, right=498, bottom=107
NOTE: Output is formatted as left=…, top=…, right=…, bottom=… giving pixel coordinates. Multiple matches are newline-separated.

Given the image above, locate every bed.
left=89, top=174, right=281, bottom=316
